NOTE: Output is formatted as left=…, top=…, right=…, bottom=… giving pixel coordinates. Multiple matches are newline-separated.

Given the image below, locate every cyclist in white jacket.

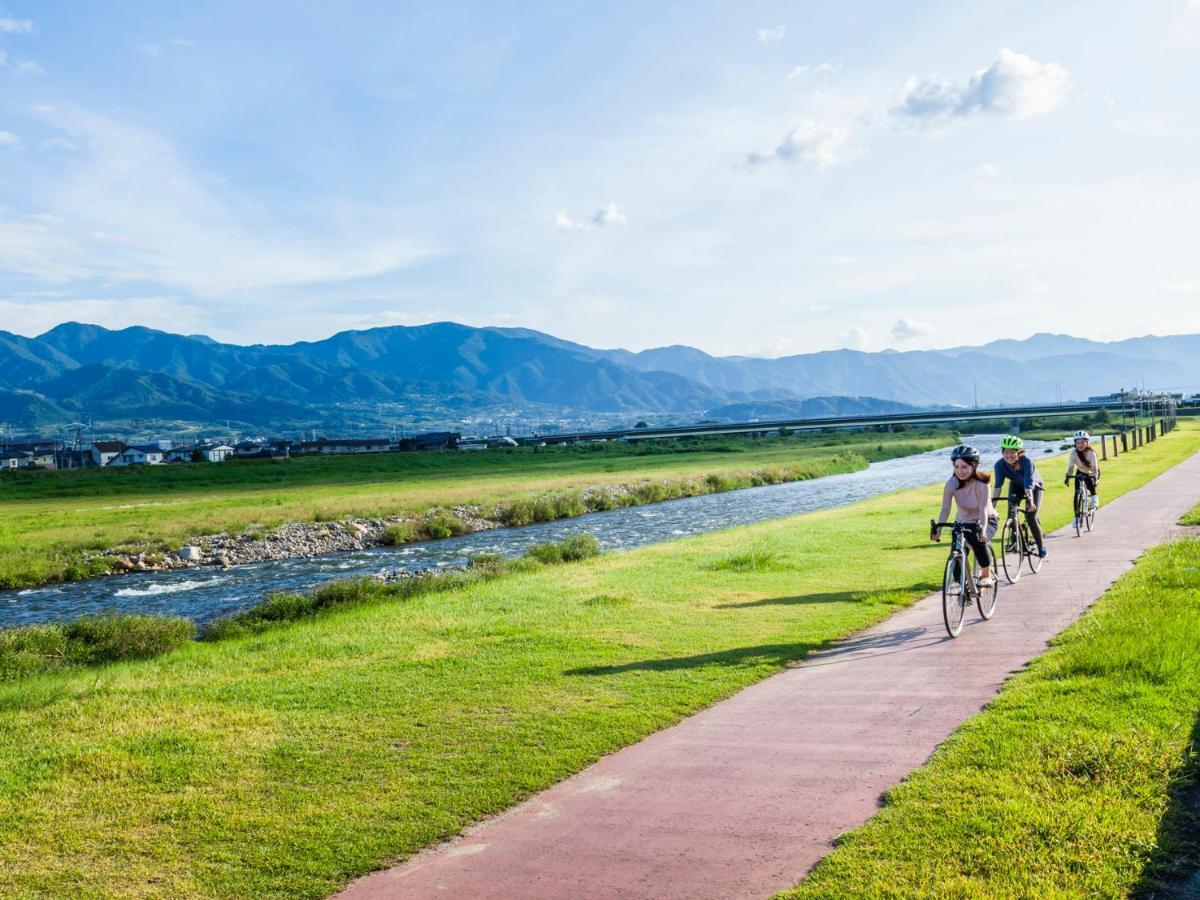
left=1063, top=430, right=1100, bottom=517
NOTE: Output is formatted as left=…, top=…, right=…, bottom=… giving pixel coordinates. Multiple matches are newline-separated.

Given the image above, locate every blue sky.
left=1, top=1, right=1198, bottom=354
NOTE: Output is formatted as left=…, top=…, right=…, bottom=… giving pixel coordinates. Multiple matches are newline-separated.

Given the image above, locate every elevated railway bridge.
left=528, top=398, right=1178, bottom=446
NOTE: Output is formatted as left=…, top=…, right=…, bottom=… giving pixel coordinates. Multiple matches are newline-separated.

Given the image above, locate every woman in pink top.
left=934, top=444, right=997, bottom=591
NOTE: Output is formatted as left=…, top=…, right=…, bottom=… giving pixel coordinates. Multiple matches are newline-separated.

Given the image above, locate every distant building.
left=110, top=445, right=165, bottom=466
left=1, top=450, right=28, bottom=470
left=396, top=431, right=460, bottom=452
left=296, top=438, right=391, bottom=456
left=90, top=440, right=127, bottom=467
left=195, top=443, right=234, bottom=463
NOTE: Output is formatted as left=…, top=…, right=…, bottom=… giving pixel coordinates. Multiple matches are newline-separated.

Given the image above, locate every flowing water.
left=1, top=436, right=1061, bottom=628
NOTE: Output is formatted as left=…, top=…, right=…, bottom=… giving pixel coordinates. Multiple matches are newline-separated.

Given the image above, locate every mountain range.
left=1, top=322, right=1197, bottom=433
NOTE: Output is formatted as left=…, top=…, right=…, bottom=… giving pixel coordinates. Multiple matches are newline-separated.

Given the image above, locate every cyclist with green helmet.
left=992, top=435, right=1048, bottom=558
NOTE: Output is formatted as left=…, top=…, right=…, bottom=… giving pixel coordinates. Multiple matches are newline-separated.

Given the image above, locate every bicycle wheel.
left=1073, top=489, right=1084, bottom=537
left=999, top=517, right=1024, bottom=583
left=1085, top=503, right=1095, bottom=532
left=977, top=570, right=998, bottom=620
left=943, top=554, right=966, bottom=637
left=1026, top=523, right=1044, bottom=573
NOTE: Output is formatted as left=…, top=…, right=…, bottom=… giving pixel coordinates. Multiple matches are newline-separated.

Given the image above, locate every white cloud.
left=0, top=130, right=19, bottom=147
left=891, top=317, right=932, bottom=341
left=14, top=59, right=44, bottom=76
left=139, top=43, right=162, bottom=59
left=823, top=255, right=862, bottom=266
left=786, top=62, right=840, bottom=80
left=0, top=17, right=33, bottom=33
left=44, top=137, right=76, bottom=151
left=0, top=105, right=436, bottom=294
left=836, top=326, right=870, bottom=349
left=171, top=38, right=196, bottom=48
left=746, top=119, right=853, bottom=169
left=555, top=202, right=627, bottom=232
left=977, top=163, right=1000, bottom=178
left=894, top=49, right=1069, bottom=121
left=755, top=26, right=786, bottom=43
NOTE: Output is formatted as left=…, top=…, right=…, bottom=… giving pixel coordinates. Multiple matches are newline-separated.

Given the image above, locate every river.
left=2, top=436, right=1061, bottom=628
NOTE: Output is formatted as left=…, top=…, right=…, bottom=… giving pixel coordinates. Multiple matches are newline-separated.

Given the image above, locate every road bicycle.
left=1070, top=472, right=1097, bottom=537
left=997, top=494, right=1043, bottom=583
left=931, top=519, right=998, bottom=638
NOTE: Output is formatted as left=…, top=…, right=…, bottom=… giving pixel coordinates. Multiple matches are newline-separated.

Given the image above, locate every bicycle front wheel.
left=1026, top=523, right=1044, bottom=573
left=1000, top=517, right=1024, bottom=583
left=943, top=555, right=966, bottom=638
left=1074, top=489, right=1084, bottom=537
left=1085, top=505, right=1095, bottom=532
left=977, top=573, right=998, bottom=620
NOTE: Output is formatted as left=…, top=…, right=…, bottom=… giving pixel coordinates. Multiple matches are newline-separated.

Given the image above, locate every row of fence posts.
left=1096, top=415, right=1176, bottom=461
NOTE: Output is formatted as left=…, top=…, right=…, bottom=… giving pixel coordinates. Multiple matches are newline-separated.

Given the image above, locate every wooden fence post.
left=1100, top=435, right=1107, bottom=460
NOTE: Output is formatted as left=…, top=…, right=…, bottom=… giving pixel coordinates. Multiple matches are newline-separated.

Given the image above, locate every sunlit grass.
left=0, top=423, right=1194, bottom=897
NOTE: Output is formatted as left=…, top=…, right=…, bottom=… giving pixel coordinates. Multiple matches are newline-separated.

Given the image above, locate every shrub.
left=528, top=533, right=601, bottom=564
left=531, top=496, right=558, bottom=522
left=62, top=614, right=193, bottom=664
left=0, top=624, right=68, bottom=681
left=552, top=491, right=588, bottom=519
left=496, top=498, right=535, bottom=526
left=704, top=473, right=737, bottom=493
left=422, top=511, right=469, bottom=540
left=584, top=492, right=616, bottom=513
left=379, top=522, right=418, bottom=546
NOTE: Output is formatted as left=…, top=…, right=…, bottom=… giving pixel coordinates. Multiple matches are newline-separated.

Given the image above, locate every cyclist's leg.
left=1085, top=474, right=1099, bottom=508
left=1026, top=487, right=1046, bottom=552
left=964, top=527, right=993, bottom=583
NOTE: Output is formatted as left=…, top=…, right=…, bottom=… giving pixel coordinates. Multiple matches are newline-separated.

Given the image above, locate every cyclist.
left=934, top=444, right=997, bottom=592
left=992, top=435, right=1048, bottom=558
left=1064, top=430, right=1100, bottom=520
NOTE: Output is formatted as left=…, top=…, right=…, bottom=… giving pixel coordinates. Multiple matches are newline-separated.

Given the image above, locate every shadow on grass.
left=1131, top=709, right=1200, bottom=898
left=566, top=622, right=946, bottom=677
left=565, top=641, right=824, bottom=676
left=716, top=582, right=939, bottom=610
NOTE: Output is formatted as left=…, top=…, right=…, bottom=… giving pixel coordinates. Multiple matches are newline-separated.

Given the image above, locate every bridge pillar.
left=1009, top=417, right=1021, bottom=434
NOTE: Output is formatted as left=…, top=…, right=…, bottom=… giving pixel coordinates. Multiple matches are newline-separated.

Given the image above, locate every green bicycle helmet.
left=1000, top=435, right=1024, bottom=450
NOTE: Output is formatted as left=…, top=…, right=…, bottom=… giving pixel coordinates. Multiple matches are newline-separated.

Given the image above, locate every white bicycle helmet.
left=1072, top=430, right=1090, bottom=441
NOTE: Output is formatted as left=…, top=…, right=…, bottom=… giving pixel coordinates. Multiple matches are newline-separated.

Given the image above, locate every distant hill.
left=0, top=322, right=1195, bottom=432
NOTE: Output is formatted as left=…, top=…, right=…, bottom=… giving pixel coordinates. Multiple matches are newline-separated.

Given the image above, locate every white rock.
left=178, top=545, right=203, bottom=561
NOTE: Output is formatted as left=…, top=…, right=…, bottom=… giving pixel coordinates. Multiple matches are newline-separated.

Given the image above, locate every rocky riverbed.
left=88, top=485, right=641, bottom=576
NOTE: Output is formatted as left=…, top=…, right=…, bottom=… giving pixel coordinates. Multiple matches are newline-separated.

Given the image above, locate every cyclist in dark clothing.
left=992, top=434, right=1048, bottom=558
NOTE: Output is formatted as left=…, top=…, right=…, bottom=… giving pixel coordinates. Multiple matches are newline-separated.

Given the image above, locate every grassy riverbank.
left=782, top=535, right=1200, bottom=899
left=0, top=423, right=1195, bottom=897
left=0, top=429, right=949, bottom=589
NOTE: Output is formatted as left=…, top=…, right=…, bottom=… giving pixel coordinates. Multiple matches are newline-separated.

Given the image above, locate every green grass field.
left=0, top=430, right=949, bottom=589
left=0, top=423, right=1195, bottom=897
left=782, top=536, right=1200, bottom=899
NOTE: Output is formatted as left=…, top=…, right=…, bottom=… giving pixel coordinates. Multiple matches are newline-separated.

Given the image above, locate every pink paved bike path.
left=338, top=451, right=1200, bottom=900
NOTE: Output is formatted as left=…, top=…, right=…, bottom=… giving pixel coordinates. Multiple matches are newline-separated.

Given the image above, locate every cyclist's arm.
left=1021, top=456, right=1036, bottom=494
left=937, top=481, right=953, bottom=530
left=991, top=461, right=1007, bottom=500
left=1064, top=451, right=1077, bottom=481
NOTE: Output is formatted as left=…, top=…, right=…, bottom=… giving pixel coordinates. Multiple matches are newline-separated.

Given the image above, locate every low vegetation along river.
left=3, top=436, right=1060, bottom=628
